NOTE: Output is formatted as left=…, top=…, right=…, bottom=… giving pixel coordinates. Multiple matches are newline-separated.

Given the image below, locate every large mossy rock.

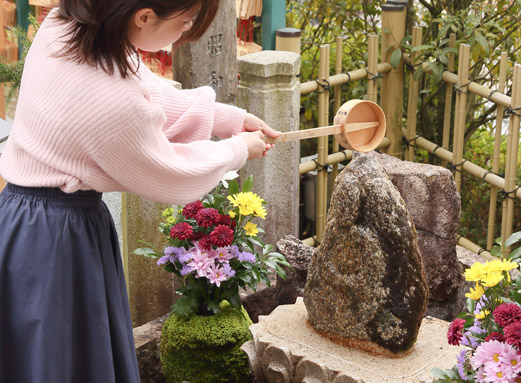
left=160, top=302, right=252, bottom=383
left=304, top=154, right=429, bottom=356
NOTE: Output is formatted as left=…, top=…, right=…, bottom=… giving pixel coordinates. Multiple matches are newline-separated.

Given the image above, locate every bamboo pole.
left=405, top=26, right=422, bottom=162
left=404, top=130, right=520, bottom=200
left=322, top=45, right=331, bottom=240
left=452, top=44, right=470, bottom=192
left=380, top=4, right=406, bottom=158
left=503, top=64, right=521, bottom=254
left=332, top=37, right=343, bottom=181
left=402, top=55, right=512, bottom=108
left=299, top=138, right=391, bottom=175
left=441, top=34, right=456, bottom=167
left=486, top=52, right=508, bottom=250
left=367, top=35, right=378, bottom=103
left=300, top=63, right=392, bottom=95
left=316, top=45, right=329, bottom=243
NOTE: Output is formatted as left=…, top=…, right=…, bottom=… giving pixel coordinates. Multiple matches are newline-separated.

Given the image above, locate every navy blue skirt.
left=0, top=184, right=140, bottom=383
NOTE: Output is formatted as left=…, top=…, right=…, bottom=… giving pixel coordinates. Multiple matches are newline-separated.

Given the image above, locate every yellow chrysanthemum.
left=483, top=259, right=504, bottom=274
left=244, top=222, right=259, bottom=236
left=227, top=192, right=266, bottom=218
left=475, top=310, right=490, bottom=320
left=166, top=216, right=176, bottom=224
left=481, top=271, right=504, bottom=287
left=254, top=205, right=267, bottom=220
left=162, top=207, right=175, bottom=217
left=465, top=283, right=485, bottom=300
left=464, top=262, right=485, bottom=282
left=229, top=211, right=236, bottom=218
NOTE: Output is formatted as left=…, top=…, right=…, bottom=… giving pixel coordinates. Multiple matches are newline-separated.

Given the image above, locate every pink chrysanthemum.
left=195, top=208, right=221, bottom=228
left=504, top=322, right=521, bottom=349
left=209, top=225, right=234, bottom=247
left=494, top=304, right=521, bottom=328
left=182, top=200, right=204, bottom=219
left=448, top=318, right=466, bottom=346
left=170, top=222, right=193, bottom=240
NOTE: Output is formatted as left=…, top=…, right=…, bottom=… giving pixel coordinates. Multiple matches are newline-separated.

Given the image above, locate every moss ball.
left=160, top=302, right=253, bottom=383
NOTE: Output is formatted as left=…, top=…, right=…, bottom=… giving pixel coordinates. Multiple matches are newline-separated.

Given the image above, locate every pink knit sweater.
left=0, top=11, right=248, bottom=204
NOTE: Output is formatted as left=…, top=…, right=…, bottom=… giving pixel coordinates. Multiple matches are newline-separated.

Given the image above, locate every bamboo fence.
left=297, top=13, right=520, bottom=259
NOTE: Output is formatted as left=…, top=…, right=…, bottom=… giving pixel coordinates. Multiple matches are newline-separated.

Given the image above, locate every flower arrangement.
left=432, top=232, right=521, bottom=383
left=134, top=172, right=289, bottom=317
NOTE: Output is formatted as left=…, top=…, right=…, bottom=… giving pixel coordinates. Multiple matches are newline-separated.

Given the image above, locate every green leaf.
left=275, top=264, right=287, bottom=280
left=241, top=176, right=254, bottom=192
left=476, top=33, right=490, bottom=56
left=171, top=296, right=198, bottom=317
left=430, top=367, right=448, bottom=379
left=427, top=62, right=443, bottom=84
left=133, top=247, right=160, bottom=258
left=505, top=232, right=521, bottom=248
left=390, top=48, right=402, bottom=69
left=228, top=179, right=239, bottom=196
left=411, top=45, right=431, bottom=52
left=508, top=247, right=521, bottom=260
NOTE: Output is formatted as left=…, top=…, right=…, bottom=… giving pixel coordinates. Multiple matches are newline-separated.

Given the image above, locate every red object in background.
left=237, top=17, right=254, bottom=43
left=138, top=49, right=173, bottom=77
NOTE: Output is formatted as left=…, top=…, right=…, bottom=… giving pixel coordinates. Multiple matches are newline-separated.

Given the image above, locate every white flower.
left=221, top=171, right=239, bottom=188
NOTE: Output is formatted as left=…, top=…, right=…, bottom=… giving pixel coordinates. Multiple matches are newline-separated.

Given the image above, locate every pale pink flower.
left=471, top=340, right=521, bottom=383
left=213, top=247, right=234, bottom=262
left=206, top=263, right=228, bottom=287
left=471, top=340, right=506, bottom=369
left=186, top=248, right=211, bottom=277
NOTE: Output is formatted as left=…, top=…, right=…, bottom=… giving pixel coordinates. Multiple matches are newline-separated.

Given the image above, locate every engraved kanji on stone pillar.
left=173, top=0, right=236, bottom=104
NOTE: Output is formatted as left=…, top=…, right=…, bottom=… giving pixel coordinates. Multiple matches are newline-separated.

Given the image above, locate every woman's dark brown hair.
left=56, top=0, right=219, bottom=78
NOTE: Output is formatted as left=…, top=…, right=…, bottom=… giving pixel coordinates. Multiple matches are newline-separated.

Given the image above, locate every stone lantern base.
left=241, top=298, right=461, bottom=383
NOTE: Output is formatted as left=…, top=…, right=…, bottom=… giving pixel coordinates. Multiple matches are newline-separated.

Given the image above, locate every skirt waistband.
left=3, top=183, right=103, bottom=207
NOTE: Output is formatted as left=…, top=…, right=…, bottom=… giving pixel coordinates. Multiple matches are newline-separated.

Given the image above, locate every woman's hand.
left=239, top=131, right=273, bottom=159
left=241, top=113, right=280, bottom=156
left=242, top=113, right=281, bottom=137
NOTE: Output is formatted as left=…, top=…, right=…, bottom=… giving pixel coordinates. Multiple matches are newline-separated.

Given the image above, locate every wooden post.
left=502, top=64, right=521, bottom=254
left=367, top=35, right=378, bottom=103
left=452, top=44, right=470, bottom=192
left=486, top=52, right=508, bottom=250
left=380, top=4, right=406, bottom=158
left=441, top=34, right=456, bottom=167
left=405, top=26, right=422, bottom=162
left=0, top=3, right=5, bottom=120
left=316, top=45, right=329, bottom=243
left=332, top=37, right=343, bottom=181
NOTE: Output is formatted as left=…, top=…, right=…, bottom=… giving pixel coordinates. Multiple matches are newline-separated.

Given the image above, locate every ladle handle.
left=263, top=122, right=379, bottom=144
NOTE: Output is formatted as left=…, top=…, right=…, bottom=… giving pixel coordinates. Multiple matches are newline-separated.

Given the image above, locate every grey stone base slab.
left=242, top=297, right=461, bottom=383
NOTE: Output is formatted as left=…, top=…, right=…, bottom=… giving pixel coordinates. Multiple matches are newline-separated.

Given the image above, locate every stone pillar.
left=173, top=0, right=237, bottom=103
left=237, top=51, right=300, bottom=246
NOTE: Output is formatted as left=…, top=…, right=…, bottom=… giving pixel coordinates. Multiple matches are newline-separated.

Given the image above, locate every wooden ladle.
left=264, top=99, right=386, bottom=153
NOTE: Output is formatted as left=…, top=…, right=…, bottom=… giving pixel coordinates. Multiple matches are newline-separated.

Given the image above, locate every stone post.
left=237, top=51, right=301, bottom=246
left=173, top=0, right=237, bottom=103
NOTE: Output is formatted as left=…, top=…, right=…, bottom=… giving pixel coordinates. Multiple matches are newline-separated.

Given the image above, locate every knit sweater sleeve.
left=91, top=99, right=248, bottom=204
left=139, top=65, right=246, bottom=142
